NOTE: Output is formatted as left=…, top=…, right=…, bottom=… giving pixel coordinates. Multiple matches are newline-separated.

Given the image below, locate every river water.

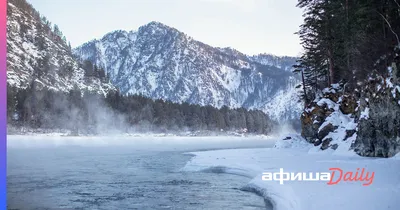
left=7, top=136, right=274, bottom=210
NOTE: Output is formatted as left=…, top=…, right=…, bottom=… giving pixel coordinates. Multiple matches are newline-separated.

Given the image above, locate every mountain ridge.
left=76, top=21, right=298, bottom=71
left=6, top=0, right=115, bottom=95
left=73, top=21, right=302, bottom=122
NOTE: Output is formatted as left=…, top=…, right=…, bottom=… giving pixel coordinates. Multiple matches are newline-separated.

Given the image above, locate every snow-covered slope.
left=249, top=53, right=297, bottom=72
left=6, top=0, right=115, bottom=94
left=73, top=22, right=302, bottom=121
left=183, top=137, right=400, bottom=210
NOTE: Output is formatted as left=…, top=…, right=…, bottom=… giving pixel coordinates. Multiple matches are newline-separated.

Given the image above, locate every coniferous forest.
left=294, top=0, right=400, bottom=102
left=7, top=82, right=274, bottom=135
left=295, top=0, right=400, bottom=157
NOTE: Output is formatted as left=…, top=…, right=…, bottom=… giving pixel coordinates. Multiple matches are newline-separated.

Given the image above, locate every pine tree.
left=53, top=24, right=62, bottom=37
left=295, top=0, right=400, bottom=104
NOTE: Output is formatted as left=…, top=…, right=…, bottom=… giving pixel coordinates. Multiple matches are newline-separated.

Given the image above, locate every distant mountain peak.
left=73, top=21, right=302, bottom=122
left=145, top=21, right=169, bottom=28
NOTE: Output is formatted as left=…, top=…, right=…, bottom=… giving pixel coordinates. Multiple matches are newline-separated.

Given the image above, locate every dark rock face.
left=313, top=139, right=322, bottom=146
left=301, top=95, right=337, bottom=145
left=331, top=144, right=339, bottom=150
left=340, top=95, right=357, bottom=114
left=321, top=138, right=333, bottom=150
left=301, top=111, right=318, bottom=142
left=353, top=84, right=400, bottom=157
left=318, top=123, right=336, bottom=140
left=301, top=105, right=324, bottom=142
left=344, top=129, right=356, bottom=140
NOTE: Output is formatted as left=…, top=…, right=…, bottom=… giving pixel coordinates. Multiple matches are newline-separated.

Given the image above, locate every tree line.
left=294, top=0, right=400, bottom=104
left=7, top=82, right=275, bottom=135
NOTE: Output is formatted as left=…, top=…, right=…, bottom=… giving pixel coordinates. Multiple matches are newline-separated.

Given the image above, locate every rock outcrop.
left=301, top=85, right=356, bottom=151
left=300, top=75, right=400, bottom=157
left=352, top=77, right=400, bottom=157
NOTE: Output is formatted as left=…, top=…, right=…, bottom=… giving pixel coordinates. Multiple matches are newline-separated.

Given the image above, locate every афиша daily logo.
left=262, top=168, right=375, bottom=186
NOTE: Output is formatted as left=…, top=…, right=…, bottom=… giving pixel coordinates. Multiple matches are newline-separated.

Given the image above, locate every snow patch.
left=360, top=107, right=370, bottom=120
left=317, top=98, right=336, bottom=109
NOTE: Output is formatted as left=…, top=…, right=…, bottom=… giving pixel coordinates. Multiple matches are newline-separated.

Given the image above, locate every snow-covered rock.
left=301, top=84, right=359, bottom=153
left=301, top=74, right=400, bottom=157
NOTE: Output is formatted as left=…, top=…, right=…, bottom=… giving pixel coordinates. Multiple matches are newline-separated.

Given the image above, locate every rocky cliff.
left=300, top=71, right=400, bottom=157
left=352, top=76, right=400, bottom=157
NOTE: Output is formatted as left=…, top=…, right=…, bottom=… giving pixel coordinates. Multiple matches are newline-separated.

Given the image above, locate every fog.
left=272, top=122, right=298, bottom=137
left=9, top=86, right=278, bottom=136
left=7, top=135, right=277, bottom=151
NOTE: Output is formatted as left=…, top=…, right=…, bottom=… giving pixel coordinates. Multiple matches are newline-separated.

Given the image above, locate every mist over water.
left=7, top=136, right=275, bottom=210
left=7, top=135, right=276, bottom=151
left=272, top=123, right=298, bottom=137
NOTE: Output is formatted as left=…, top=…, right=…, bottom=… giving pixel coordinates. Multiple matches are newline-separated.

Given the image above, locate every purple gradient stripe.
left=0, top=0, right=6, bottom=208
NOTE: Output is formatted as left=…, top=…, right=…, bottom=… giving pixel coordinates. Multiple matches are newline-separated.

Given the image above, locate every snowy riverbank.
left=7, top=126, right=272, bottom=138
left=181, top=134, right=400, bottom=210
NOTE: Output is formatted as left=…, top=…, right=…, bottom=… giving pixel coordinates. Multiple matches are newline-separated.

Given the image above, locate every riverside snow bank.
left=181, top=135, right=400, bottom=210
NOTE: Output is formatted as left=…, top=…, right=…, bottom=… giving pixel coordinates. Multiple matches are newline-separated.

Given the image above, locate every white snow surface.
left=182, top=135, right=400, bottom=210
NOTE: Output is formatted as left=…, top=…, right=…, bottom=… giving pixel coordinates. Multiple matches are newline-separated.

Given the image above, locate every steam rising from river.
left=7, top=135, right=276, bottom=151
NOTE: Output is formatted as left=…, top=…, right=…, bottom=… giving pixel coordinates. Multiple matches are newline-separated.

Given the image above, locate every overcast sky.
left=26, top=0, right=303, bottom=57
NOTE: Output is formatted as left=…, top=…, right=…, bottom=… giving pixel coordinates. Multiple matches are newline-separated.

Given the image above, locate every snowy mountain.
left=6, top=0, right=115, bottom=94
left=249, top=53, right=297, bottom=72
left=73, top=21, right=302, bottom=122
